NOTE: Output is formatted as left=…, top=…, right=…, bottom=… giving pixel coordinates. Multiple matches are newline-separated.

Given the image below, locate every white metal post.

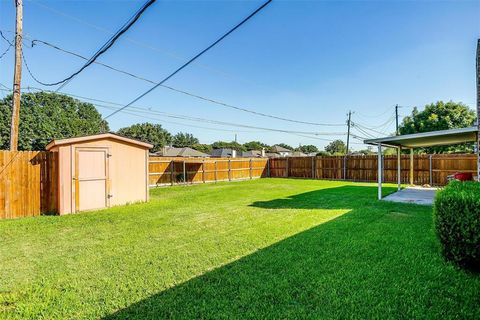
left=410, top=148, right=414, bottom=185
left=397, top=147, right=401, bottom=190
left=378, top=143, right=382, bottom=200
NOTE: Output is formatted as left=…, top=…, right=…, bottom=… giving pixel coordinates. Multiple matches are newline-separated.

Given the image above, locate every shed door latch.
left=107, top=153, right=112, bottom=158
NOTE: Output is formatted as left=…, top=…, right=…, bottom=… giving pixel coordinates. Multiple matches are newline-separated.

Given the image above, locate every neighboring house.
left=239, top=150, right=265, bottom=158
left=265, top=152, right=280, bottom=158
left=155, top=147, right=209, bottom=157
left=290, top=151, right=308, bottom=157
left=211, top=148, right=236, bottom=158
left=271, top=145, right=292, bottom=157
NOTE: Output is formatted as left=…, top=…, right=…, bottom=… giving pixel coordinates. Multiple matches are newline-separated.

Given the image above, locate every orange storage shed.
left=46, top=133, right=153, bottom=215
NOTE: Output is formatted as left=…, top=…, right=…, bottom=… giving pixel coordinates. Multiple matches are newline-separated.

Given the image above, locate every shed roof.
left=46, top=133, right=153, bottom=150
left=364, top=127, right=477, bottom=148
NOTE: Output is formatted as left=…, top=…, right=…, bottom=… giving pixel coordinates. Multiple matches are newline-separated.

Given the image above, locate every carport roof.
left=364, top=126, right=477, bottom=148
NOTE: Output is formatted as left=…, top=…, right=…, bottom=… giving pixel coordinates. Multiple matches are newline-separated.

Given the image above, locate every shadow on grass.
left=250, top=185, right=397, bottom=210
left=104, top=185, right=479, bottom=319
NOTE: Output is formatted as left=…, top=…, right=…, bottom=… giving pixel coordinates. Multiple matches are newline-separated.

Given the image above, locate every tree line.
left=0, top=92, right=475, bottom=154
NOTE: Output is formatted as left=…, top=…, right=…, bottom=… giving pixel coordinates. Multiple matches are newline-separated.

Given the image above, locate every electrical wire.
left=26, top=0, right=156, bottom=89
left=27, top=0, right=268, bottom=88
left=352, top=125, right=377, bottom=139
left=0, top=44, right=11, bottom=60
left=102, top=0, right=273, bottom=121
left=353, top=122, right=391, bottom=136
left=19, top=86, right=348, bottom=136
left=21, top=36, right=345, bottom=127
left=0, top=84, right=359, bottom=146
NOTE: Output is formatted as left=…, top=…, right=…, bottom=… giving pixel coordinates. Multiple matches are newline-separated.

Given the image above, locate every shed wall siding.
left=57, top=138, right=148, bottom=214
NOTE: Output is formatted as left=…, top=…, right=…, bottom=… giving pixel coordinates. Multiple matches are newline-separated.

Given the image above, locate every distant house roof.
left=271, top=145, right=292, bottom=152
left=290, top=151, right=307, bottom=157
left=265, top=152, right=280, bottom=158
left=46, top=132, right=153, bottom=150
left=211, top=148, right=234, bottom=157
left=240, top=150, right=262, bottom=157
left=157, top=147, right=209, bottom=157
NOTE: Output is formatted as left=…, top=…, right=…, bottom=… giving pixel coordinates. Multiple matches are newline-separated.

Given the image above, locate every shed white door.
left=74, top=148, right=110, bottom=212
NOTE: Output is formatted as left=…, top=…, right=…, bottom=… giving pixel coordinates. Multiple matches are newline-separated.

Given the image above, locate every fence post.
left=228, top=159, right=231, bottom=181
left=429, top=154, right=433, bottom=186
left=214, top=160, right=217, bottom=182
left=170, top=160, right=174, bottom=186
left=249, top=158, right=253, bottom=179
left=311, top=156, right=315, bottom=179
left=202, top=159, right=205, bottom=183
left=183, top=161, right=186, bottom=185
left=382, top=155, right=385, bottom=183
left=267, top=158, right=270, bottom=177
left=285, top=157, right=289, bottom=177
left=343, top=156, right=347, bottom=181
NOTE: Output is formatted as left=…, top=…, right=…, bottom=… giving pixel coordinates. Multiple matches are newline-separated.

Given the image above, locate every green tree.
left=316, top=151, right=331, bottom=156
left=172, top=132, right=199, bottom=147
left=243, top=141, right=269, bottom=150
left=0, top=92, right=108, bottom=150
left=399, top=101, right=476, bottom=153
left=117, top=123, right=171, bottom=152
left=324, top=140, right=346, bottom=155
left=211, top=141, right=246, bottom=151
left=191, top=143, right=212, bottom=154
left=298, top=144, right=318, bottom=154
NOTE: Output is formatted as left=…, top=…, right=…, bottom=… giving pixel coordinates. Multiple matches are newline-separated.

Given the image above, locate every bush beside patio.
left=434, top=180, right=480, bottom=270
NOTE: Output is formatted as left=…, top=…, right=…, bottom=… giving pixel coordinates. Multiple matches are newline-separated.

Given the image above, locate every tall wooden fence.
left=0, top=152, right=476, bottom=219
left=149, top=157, right=269, bottom=186
left=269, top=154, right=477, bottom=186
left=0, top=151, right=58, bottom=219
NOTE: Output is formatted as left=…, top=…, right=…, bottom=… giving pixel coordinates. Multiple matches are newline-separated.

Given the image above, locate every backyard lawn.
left=1, top=178, right=479, bottom=319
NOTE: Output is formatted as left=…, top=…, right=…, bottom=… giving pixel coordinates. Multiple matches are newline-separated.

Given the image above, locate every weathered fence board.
left=0, top=151, right=58, bottom=219
left=269, top=154, right=476, bottom=186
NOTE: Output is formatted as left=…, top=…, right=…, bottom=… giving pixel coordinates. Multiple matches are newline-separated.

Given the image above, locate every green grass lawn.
left=1, top=179, right=479, bottom=319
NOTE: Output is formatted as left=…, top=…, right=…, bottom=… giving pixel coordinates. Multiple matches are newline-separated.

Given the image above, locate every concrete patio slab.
left=383, top=187, right=438, bottom=206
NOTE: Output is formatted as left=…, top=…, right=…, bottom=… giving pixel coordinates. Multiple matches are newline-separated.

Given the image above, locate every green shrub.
left=434, top=181, right=480, bottom=269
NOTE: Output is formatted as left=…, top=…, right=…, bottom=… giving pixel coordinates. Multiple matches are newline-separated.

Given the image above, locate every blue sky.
left=0, top=0, right=479, bottom=150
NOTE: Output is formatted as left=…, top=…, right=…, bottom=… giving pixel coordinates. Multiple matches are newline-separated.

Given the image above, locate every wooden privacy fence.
left=149, top=157, right=269, bottom=186
left=0, top=152, right=475, bottom=219
left=269, top=154, right=477, bottom=186
left=0, top=151, right=58, bottom=219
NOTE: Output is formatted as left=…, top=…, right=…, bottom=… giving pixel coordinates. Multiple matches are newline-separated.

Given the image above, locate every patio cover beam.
left=365, top=126, right=478, bottom=201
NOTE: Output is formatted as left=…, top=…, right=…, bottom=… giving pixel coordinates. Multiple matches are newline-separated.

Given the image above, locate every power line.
left=352, top=122, right=391, bottom=137
left=3, top=85, right=351, bottom=144
left=102, top=0, right=273, bottom=121
left=21, top=36, right=345, bottom=127
left=28, top=0, right=156, bottom=89
left=28, top=0, right=267, bottom=88
left=352, top=125, right=377, bottom=139
left=15, top=86, right=348, bottom=136
left=0, top=44, right=11, bottom=60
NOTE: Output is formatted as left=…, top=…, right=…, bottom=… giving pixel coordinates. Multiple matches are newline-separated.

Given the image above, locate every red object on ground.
left=452, top=172, right=473, bottom=181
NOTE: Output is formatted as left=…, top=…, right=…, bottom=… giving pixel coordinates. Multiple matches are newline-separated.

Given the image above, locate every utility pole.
left=476, top=39, right=480, bottom=181
left=346, top=110, right=352, bottom=155
left=344, top=110, right=352, bottom=180
left=9, top=0, right=23, bottom=151
left=395, top=104, right=399, bottom=136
